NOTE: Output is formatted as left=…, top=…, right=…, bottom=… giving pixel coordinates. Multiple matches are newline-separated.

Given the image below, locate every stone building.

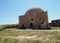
left=19, top=8, right=49, bottom=29
left=51, top=19, right=60, bottom=26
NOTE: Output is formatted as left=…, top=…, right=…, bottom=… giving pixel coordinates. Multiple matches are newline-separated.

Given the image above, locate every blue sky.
left=0, top=0, right=60, bottom=25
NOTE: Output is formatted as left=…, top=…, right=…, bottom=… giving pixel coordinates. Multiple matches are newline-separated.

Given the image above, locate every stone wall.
left=19, top=8, right=49, bottom=29
left=51, top=19, right=60, bottom=26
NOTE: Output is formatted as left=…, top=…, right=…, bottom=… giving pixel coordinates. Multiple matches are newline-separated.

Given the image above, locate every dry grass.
left=0, top=29, right=60, bottom=43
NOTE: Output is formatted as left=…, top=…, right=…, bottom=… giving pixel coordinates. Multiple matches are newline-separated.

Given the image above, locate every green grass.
left=0, top=24, right=18, bottom=30
left=51, top=26, right=60, bottom=30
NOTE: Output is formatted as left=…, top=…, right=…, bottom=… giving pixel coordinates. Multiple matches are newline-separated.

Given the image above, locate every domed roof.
left=27, top=8, right=44, bottom=12
left=25, top=8, right=44, bottom=15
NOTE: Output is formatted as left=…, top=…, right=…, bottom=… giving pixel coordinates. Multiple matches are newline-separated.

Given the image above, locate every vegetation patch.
left=0, top=29, right=60, bottom=43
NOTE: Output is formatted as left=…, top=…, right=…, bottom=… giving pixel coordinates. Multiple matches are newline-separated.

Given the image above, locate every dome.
left=28, top=8, right=44, bottom=12
left=25, top=8, right=44, bottom=15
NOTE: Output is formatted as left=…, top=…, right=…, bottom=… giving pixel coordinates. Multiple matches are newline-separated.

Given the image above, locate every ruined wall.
left=51, top=19, right=60, bottom=26
left=19, top=8, right=49, bottom=29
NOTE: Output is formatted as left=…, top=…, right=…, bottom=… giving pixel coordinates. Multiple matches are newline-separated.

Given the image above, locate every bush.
left=0, top=24, right=18, bottom=30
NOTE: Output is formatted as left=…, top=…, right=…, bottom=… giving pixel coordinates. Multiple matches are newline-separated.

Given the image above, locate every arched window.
left=31, top=18, right=33, bottom=21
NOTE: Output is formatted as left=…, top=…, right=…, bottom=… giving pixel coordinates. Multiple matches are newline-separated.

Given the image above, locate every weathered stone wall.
left=19, top=8, right=49, bottom=29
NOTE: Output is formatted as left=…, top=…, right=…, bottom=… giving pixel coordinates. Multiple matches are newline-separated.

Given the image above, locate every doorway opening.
left=22, top=24, right=26, bottom=29
left=30, top=23, right=33, bottom=27
left=22, top=24, right=24, bottom=27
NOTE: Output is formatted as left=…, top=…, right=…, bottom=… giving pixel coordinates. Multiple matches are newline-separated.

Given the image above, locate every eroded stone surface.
left=19, top=8, right=49, bottom=29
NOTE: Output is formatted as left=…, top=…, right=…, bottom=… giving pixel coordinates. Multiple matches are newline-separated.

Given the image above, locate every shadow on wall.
left=18, top=26, right=51, bottom=30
